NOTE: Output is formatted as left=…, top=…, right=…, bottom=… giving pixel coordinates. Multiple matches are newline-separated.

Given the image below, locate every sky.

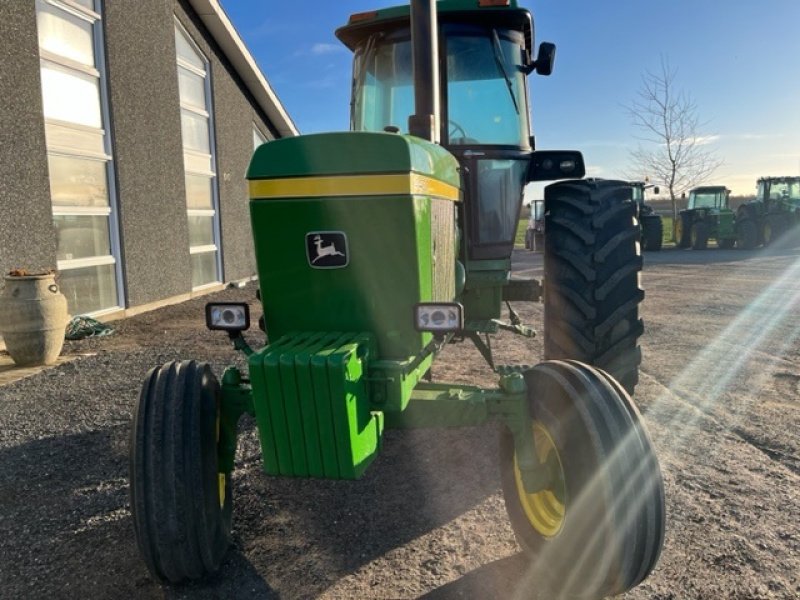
left=222, top=0, right=800, bottom=197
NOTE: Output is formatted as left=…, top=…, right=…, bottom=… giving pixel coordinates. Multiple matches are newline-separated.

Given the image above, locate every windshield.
left=351, top=26, right=529, bottom=147
left=445, top=27, right=528, bottom=146
left=768, top=180, right=800, bottom=201
left=351, top=31, right=413, bottom=133
left=689, top=190, right=725, bottom=209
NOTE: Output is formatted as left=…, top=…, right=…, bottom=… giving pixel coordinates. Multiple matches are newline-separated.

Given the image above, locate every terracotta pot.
left=0, top=272, right=69, bottom=366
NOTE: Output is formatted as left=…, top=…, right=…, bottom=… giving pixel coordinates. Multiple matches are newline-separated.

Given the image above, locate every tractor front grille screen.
left=431, top=199, right=456, bottom=302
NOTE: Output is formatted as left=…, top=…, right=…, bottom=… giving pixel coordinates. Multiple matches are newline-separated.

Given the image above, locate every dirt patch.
left=0, top=247, right=799, bottom=599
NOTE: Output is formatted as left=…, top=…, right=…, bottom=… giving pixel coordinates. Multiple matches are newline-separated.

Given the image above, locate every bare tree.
left=627, top=57, right=723, bottom=229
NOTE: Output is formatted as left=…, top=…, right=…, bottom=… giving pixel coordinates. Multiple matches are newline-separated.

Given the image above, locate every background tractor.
left=523, top=199, right=544, bottom=251
left=736, top=176, right=800, bottom=249
left=630, top=181, right=663, bottom=251
left=129, top=2, right=665, bottom=598
left=675, top=185, right=736, bottom=249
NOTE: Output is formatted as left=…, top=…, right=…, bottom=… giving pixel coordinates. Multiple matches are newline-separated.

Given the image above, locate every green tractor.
left=736, top=176, right=800, bottom=249
left=523, top=199, right=544, bottom=251
left=675, top=185, right=737, bottom=249
left=630, top=181, right=663, bottom=251
left=129, top=2, right=664, bottom=597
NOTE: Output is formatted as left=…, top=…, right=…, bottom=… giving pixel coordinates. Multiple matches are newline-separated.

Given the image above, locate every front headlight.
left=205, top=302, right=250, bottom=331
left=414, top=303, right=463, bottom=333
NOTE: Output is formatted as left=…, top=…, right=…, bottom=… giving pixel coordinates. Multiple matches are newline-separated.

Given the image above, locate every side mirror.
left=528, top=150, right=585, bottom=182
left=533, top=42, right=556, bottom=76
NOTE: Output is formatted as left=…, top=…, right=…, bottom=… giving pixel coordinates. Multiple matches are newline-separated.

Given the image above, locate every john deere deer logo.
left=305, top=231, right=348, bottom=269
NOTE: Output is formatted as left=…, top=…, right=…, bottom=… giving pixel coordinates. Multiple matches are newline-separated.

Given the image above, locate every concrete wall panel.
left=0, top=3, right=57, bottom=274
left=104, top=0, right=192, bottom=306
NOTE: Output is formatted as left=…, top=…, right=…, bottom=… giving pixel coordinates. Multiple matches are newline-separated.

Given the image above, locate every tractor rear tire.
left=675, top=213, right=692, bottom=248
left=130, top=360, right=232, bottom=583
left=499, top=360, right=665, bottom=599
left=641, top=215, right=663, bottom=251
left=691, top=222, right=709, bottom=250
left=737, top=218, right=758, bottom=249
left=544, top=179, right=643, bottom=395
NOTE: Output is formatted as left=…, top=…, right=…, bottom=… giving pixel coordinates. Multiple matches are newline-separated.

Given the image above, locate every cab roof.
left=690, top=186, right=729, bottom=193
left=336, top=0, right=533, bottom=53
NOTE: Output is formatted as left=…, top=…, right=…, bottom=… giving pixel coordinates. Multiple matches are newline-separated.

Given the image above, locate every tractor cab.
left=687, top=186, right=730, bottom=211
left=337, top=1, right=571, bottom=264
left=757, top=176, right=800, bottom=206
left=676, top=185, right=736, bottom=249
left=629, top=181, right=663, bottom=251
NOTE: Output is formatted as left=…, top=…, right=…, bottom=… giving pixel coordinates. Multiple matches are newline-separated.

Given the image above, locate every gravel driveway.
left=1, top=247, right=798, bottom=599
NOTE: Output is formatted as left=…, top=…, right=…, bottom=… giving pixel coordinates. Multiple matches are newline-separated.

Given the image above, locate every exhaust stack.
left=408, top=0, right=440, bottom=143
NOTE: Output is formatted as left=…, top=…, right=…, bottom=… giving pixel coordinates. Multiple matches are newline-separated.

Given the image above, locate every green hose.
left=65, top=316, right=115, bottom=340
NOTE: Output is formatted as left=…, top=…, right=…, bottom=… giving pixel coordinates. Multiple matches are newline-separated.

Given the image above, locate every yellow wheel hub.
left=218, top=473, right=226, bottom=508
left=513, top=422, right=566, bottom=538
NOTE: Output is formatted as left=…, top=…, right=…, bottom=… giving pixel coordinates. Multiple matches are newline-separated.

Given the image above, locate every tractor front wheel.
left=691, top=222, right=709, bottom=250
left=675, top=213, right=692, bottom=248
left=130, top=360, right=233, bottom=583
left=543, top=179, right=643, bottom=394
left=500, top=360, right=665, bottom=599
left=737, top=218, right=758, bottom=249
left=641, top=215, right=663, bottom=251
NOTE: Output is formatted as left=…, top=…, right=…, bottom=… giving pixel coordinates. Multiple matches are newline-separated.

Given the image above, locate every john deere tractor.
left=129, top=2, right=664, bottom=597
left=675, top=185, right=736, bottom=249
left=630, top=181, right=663, bottom=251
left=736, top=176, right=800, bottom=249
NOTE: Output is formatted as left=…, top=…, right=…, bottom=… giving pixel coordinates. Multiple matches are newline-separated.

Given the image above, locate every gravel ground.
left=1, top=246, right=799, bottom=599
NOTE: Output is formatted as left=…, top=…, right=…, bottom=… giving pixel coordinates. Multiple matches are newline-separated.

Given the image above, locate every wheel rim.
left=216, top=413, right=226, bottom=509
left=513, top=422, right=566, bottom=538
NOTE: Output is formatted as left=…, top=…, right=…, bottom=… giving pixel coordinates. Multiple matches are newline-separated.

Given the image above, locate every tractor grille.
left=431, top=199, right=456, bottom=302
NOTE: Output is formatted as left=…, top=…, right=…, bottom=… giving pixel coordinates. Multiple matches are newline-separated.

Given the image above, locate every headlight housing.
left=414, top=303, right=463, bottom=333
left=205, top=302, right=250, bottom=331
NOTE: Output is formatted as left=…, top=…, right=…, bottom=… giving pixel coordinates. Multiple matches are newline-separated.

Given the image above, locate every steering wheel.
left=448, top=119, right=468, bottom=141
left=448, top=120, right=481, bottom=146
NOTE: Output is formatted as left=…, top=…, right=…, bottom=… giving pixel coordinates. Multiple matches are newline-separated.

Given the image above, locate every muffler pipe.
left=408, top=0, right=440, bottom=143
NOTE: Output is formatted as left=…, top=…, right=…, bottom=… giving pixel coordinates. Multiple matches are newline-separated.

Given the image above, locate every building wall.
left=0, top=0, right=280, bottom=312
left=0, top=2, right=58, bottom=275
left=175, top=0, right=273, bottom=283
left=103, top=0, right=192, bottom=306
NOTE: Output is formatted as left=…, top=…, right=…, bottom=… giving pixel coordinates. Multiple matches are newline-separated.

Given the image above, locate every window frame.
left=37, top=0, right=125, bottom=315
left=175, top=19, right=223, bottom=290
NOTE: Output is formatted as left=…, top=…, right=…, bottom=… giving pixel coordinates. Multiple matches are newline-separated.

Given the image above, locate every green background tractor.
left=523, top=198, right=544, bottom=251
left=736, top=176, right=800, bottom=249
left=675, top=185, right=736, bottom=249
left=129, top=2, right=665, bottom=598
left=630, top=181, right=663, bottom=251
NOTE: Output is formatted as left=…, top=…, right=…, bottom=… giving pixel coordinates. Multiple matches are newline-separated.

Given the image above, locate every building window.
left=175, top=22, right=221, bottom=289
left=35, top=0, right=123, bottom=315
left=253, top=125, right=268, bottom=150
